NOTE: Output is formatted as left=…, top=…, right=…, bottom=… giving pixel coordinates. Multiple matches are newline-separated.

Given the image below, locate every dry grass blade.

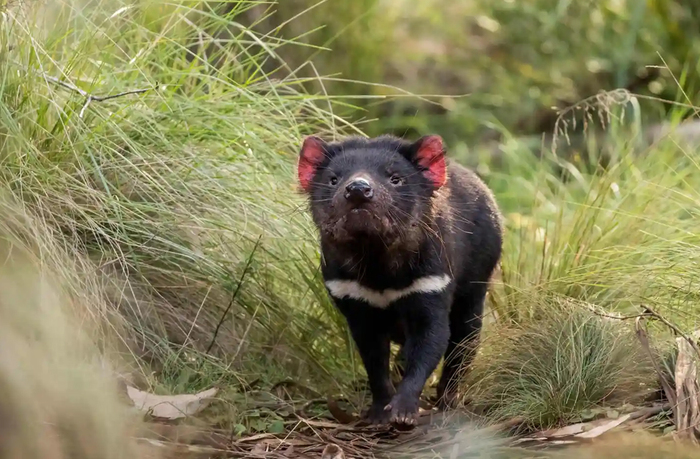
left=635, top=315, right=700, bottom=442
left=673, top=336, right=700, bottom=442
left=574, top=414, right=631, bottom=439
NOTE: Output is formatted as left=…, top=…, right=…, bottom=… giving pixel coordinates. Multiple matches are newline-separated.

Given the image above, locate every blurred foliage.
left=243, top=0, right=700, bottom=150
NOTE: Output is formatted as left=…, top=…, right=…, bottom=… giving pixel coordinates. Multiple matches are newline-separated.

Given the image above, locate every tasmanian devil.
left=296, top=134, right=503, bottom=427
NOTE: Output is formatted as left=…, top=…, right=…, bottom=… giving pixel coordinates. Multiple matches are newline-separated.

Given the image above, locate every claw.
left=385, top=393, right=419, bottom=429
left=363, top=402, right=393, bottom=425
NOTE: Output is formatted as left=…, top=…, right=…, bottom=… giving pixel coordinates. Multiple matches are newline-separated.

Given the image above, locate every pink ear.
left=297, top=136, right=327, bottom=192
left=414, top=135, right=447, bottom=188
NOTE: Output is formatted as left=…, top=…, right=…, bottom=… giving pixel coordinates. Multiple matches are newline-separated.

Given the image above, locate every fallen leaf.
left=321, top=444, right=345, bottom=459
left=575, top=413, right=631, bottom=438
left=268, top=420, right=285, bottom=434
left=250, top=418, right=268, bottom=432
left=327, top=397, right=357, bottom=424
left=510, top=437, right=542, bottom=446
left=126, top=385, right=218, bottom=420
left=543, top=422, right=586, bottom=437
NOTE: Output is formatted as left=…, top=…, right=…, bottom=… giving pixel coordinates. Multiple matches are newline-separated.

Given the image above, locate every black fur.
left=299, top=134, right=503, bottom=427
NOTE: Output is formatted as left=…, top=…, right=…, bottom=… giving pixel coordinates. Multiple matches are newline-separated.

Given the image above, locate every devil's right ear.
left=297, top=136, right=328, bottom=192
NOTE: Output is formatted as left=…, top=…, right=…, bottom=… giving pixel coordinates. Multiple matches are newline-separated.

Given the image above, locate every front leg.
left=340, top=303, right=395, bottom=424
left=388, top=294, right=450, bottom=427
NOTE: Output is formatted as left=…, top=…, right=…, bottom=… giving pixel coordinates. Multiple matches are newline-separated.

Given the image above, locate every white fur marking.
left=325, top=274, right=452, bottom=309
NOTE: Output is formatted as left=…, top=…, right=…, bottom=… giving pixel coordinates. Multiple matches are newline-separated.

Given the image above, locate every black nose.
left=344, top=178, right=374, bottom=203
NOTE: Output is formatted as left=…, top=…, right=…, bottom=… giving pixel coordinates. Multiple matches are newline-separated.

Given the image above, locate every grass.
left=4, top=0, right=700, bottom=451
left=466, top=298, right=655, bottom=430
left=464, top=97, right=700, bottom=428
left=0, top=0, right=360, bottom=399
left=493, top=105, right=700, bottom=327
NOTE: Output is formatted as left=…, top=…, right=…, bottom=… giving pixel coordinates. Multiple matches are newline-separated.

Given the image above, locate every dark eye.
left=329, top=176, right=338, bottom=186
left=390, top=175, right=402, bottom=186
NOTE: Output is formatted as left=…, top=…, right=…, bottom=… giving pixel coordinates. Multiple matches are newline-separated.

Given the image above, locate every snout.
left=344, top=178, right=374, bottom=204
left=322, top=175, right=399, bottom=243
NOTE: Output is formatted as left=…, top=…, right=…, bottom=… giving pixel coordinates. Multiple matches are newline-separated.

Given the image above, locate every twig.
left=628, top=403, right=671, bottom=421
left=298, top=398, right=327, bottom=417
left=587, top=309, right=649, bottom=321
left=588, top=301, right=700, bottom=439
left=43, top=74, right=157, bottom=118
left=586, top=303, right=700, bottom=360
left=270, top=379, right=323, bottom=399
left=205, top=235, right=262, bottom=354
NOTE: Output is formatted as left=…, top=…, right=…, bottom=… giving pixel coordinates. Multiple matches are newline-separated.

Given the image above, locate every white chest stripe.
left=325, top=274, right=452, bottom=309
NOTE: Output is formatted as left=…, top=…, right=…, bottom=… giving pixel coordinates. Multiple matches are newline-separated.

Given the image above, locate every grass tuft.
left=466, top=298, right=655, bottom=430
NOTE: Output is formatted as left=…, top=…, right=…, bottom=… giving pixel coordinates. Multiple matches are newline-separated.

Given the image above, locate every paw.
left=362, top=402, right=392, bottom=425
left=384, top=394, right=419, bottom=429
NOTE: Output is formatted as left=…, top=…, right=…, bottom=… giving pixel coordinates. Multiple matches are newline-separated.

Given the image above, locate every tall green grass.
left=467, top=300, right=655, bottom=430
left=0, top=0, right=359, bottom=395
left=492, top=101, right=700, bottom=328
left=466, top=97, right=700, bottom=427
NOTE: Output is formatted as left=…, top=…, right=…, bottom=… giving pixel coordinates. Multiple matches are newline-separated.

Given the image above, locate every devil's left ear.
left=408, top=135, right=447, bottom=188
left=297, top=136, right=328, bottom=192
